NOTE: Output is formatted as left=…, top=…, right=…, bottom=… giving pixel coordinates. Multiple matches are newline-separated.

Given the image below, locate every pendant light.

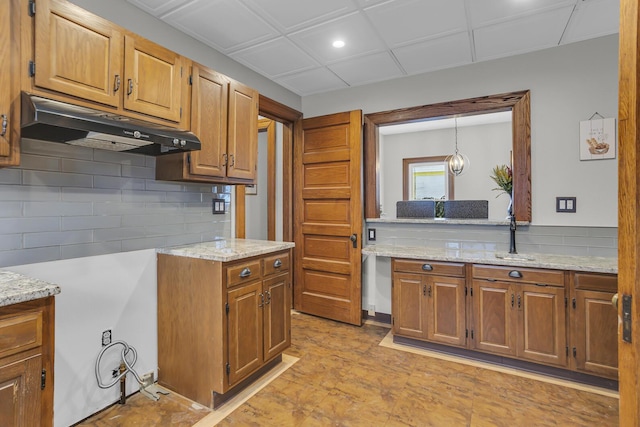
left=447, top=117, right=468, bottom=176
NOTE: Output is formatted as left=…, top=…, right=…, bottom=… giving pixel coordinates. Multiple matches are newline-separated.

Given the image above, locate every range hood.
left=20, top=92, right=201, bottom=155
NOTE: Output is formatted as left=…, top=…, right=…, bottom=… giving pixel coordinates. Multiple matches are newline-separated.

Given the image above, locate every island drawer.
left=263, top=251, right=290, bottom=277
left=393, top=259, right=465, bottom=277
left=472, top=264, right=565, bottom=287
left=0, top=310, right=43, bottom=359
left=226, top=260, right=262, bottom=288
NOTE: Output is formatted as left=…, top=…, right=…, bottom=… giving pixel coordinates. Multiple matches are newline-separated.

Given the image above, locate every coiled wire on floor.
left=95, top=340, right=153, bottom=404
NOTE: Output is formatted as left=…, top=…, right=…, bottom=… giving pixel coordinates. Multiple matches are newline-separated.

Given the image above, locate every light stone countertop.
left=362, top=244, right=617, bottom=274
left=0, top=270, right=61, bottom=308
left=366, top=218, right=531, bottom=226
left=157, top=238, right=295, bottom=262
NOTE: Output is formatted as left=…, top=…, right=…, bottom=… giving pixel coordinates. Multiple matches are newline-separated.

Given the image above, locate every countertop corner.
left=157, top=238, right=295, bottom=262
left=0, top=270, right=61, bottom=308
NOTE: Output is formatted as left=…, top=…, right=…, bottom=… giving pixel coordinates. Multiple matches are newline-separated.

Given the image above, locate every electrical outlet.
left=140, top=371, right=154, bottom=388
left=368, top=228, right=376, bottom=241
left=101, top=330, right=112, bottom=347
left=367, top=305, right=375, bottom=317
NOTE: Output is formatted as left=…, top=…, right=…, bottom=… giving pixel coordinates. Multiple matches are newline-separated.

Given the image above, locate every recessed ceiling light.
left=332, top=40, right=345, bottom=48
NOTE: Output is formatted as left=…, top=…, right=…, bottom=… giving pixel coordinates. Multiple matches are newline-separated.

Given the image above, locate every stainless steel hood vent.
left=20, top=92, right=201, bottom=155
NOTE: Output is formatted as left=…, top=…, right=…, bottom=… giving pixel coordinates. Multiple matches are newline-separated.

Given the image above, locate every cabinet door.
left=123, top=35, right=184, bottom=123
left=263, top=274, right=291, bottom=362
left=189, top=65, right=229, bottom=178
left=472, top=280, right=517, bottom=356
left=0, top=0, right=19, bottom=166
left=517, top=285, right=567, bottom=367
left=573, top=289, right=618, bottom=379
left=227, top=281, right=263, bottom=386
left=35, top=0, right=123, bottom=107
left=392, top=273, right=428, bottom=339
left=428, top=276, right=466, bottom=347
left=0, top=355, right=42, bottom=427
left=226, top=80, right=258, bottom=180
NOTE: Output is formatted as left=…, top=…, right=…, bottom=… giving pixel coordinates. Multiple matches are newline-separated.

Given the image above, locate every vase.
left=506, top=194, right=513, bottom=219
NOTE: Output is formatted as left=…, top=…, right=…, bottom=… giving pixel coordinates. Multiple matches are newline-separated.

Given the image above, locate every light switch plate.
left=212, top=198, right=226, bottom=214
left=368, top=228, right=376, bottom=241
left=556, top=197, right=576, bottom=213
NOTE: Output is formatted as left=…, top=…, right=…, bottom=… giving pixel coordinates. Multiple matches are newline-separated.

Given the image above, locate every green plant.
left=490, top=164, right=513, bottom=197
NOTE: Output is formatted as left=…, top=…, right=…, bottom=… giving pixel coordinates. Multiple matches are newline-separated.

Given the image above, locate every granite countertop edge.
left=157, top=238, right=296, bottom=262
left=362, top=244, right=617, bottom=274
left=0, top=271, right=61, bottom=309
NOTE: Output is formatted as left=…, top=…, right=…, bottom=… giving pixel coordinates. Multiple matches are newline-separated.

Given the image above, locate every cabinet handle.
left=222, top=153, right=228, bottom=166
left=265, top=290, right=271, bottom=305
left=229, top=154, right=235, bottom=167
left=273, top=259, right=282, bottom=268
left=508, top=270, right=522, bottom=278
left=517, top=294, right=521, bottom=309
left=0, top=114, right=7, bottom=137
left=127, top=78, right=133, bottom=95
left=421, top=264, right=433, bottom=271
left=239, top=267, right=251, bottom=278
left=114, top=75, right=121, bottom=93
left=258, top=293, right=264, bottom=307
left=428, top=285, right=432, bottom=297
left=423, top=284, right=427, bottom=296
left=511, top=294, right=514, bottom=308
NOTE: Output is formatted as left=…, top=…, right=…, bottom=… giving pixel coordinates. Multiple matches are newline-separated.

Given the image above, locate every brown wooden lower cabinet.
left=157, top=250, right=291, bottom=408
left=391, top=258, right=617, bottom=381
left=570, top=272, right=618, bottom=380
left=0, top=297, right=55, bottom=427
left=392, top=259, right=466, bottom=347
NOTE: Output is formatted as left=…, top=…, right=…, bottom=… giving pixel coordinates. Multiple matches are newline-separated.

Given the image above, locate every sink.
left=495, top=253, right=535, bottom=261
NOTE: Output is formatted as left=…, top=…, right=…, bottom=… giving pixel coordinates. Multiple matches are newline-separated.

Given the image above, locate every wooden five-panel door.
left=294, top=111, right=363, bottom=325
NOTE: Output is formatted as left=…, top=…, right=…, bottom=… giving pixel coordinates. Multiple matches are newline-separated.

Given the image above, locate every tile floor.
left=79, top=312, right=619, bottom=426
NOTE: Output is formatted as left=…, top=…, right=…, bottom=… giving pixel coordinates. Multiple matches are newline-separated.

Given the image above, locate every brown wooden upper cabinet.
left=28, top=0, right=188, bottom=126
left=0, top=0, right=21, bottom=166
left=156, top=63, right=258, bottom=184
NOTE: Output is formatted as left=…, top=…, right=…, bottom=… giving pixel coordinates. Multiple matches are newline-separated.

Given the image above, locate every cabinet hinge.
left=572, top=298, right=576, bottom=309
left=29, top=0, right=36, bottom=16
left=470, top=330, right=474, bottom=339
left=465, top=286, right=467, bottom=296
left=189, top=75, right=193, bottom=85
left=566, top=346, right=569, bottom=357
left=187, top=153, right=191, bottom=166
left=225, top=302, right=229, bottom=315
left=572, top=347, right=577, bottom=358
left=226, top=363, right=230, bottom=375
left=41, top=369, right=46, bottom=390
left=470, top=287, right=473, bottom=297
left=565, top=297, right=568, bottom=308
left=29, top=61, right=36, bottom=77
left=465, top=329, right=468, bottom=338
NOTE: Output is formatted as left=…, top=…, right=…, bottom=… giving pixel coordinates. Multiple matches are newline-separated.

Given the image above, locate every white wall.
left=303, top=35, right=619, bottom=227
left=246, top=132, right=268, bottom=240
left=8, top=250, right=158, bottom=427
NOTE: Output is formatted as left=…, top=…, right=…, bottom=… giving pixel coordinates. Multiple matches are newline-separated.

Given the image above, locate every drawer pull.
left=508, top=270, right=522, bottom=278
left=273, top=259, right=282, bottom=268
left=239, top=267, right=251, bottom=278
left=533, top=283, right=548, bottom=287
left=421, top=264, right=433, bottom=271
left=258, top=293, right=264, bottom=307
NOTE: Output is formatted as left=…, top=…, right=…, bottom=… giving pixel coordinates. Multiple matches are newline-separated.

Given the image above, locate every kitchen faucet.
left=509, top=214, right=517, bottom=254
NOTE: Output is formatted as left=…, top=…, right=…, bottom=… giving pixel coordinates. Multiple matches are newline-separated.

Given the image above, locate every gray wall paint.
left=303, top=35, right=619, bottom=227
left=0, top=140, right=231, bottom=267
left=68, top=0, right=302, bottom=111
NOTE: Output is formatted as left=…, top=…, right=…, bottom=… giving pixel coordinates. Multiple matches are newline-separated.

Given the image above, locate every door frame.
left=234, top=95, right=302, bottom=241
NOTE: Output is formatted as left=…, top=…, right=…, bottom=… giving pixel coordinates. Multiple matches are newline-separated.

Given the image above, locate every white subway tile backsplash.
left=92, top=149, right=146, bottom=166
left=24, top=201, right=93, bottom=217
left=0, top=247, right=61, bottom=268
left=0, top=184, right=60, bottom=201
left=61, top=215, right=121, bottom=231
left=60, top=241, right=123, bottom=259
left=20, top=139, right=93, bottom=160
left=0, top=234, right=22, bottom=251
left=165, top=191, right=203, bottom=203
left=0, top=202, right=22, bottom=217
left=62, top=158, right=121, bottom=176
left=93, top=227, right=148, bottom=242
left=0, top=168, right=22, bottom=184
left=121, top=190, right=166, bottom=203
left=62, top=187, right=121, bottom=202
left=24, top=230, right=93, bottom=248
left=0, top=217, right=59, bottom=234
left=93, top=176, right=146, bottom=190
left=19, top=154, right=61, bottom=172
left=122, top=165, right=155, bottom=179
left=23, top=170, right=93, bottom=188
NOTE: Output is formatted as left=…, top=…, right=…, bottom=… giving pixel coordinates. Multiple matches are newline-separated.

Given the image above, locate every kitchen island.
left=156, top=239, right=294, bottom=408
left=0, top=270, right=59, bottom=426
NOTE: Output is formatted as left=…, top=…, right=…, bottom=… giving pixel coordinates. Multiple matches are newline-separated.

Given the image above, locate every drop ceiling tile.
left=230, top=37, right=319, bottom=78
left=241, top=0, right=356, bottom=32
left=468, top=0, right=576, bottom=27
left=364, top=0, right=467, bottom=47
left=328, top=52, right=404, bottom=86
left=288, top=12, right=386, bottom=64
left=275, top=68, right=348, bottom=96
left=161, top=0, right=278, bottom=53
left=393, top=32, right=472, bottom=75
left=562, top=0, right=619, bottom=44
left=125, top=0, right=191, bottom=17
left=353, top=0, right=389, bottom=7
left=474, top=6, right=574, bottom=61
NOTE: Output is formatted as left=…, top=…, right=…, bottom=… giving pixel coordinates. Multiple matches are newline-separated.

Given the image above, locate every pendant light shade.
left=446, top=117, right=469, bottom=176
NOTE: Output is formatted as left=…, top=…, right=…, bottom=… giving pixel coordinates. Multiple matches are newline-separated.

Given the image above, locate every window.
left=403, top=156, right=454, bottom=201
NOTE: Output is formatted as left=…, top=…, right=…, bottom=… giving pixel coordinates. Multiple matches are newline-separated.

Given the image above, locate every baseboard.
left=361, top=310, right=391, bottom=325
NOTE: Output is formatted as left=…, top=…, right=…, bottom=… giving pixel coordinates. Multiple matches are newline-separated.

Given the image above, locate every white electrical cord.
left=95, top=340, right=143, bottom=388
